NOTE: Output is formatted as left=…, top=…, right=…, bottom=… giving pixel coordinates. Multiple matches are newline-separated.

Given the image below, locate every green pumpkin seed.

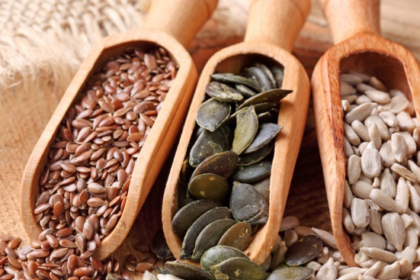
left=285, top=235, right=323, bottom=266
left=237, top=89, right=292, bottom=110
left=226, top=103, right=277, bottom=125
left=191, top=219, right=236, bottom=262
left=235, top=84, right=257, bottom=98
left=196, top=98, right=231, bottom=132
left=191, top=151, right=238, bottom=179
left=252, top=177, right=270, bottom=203
left=243, top=66, right=274, bottom=92
left=181, top=207, right=232, bottom=260
left=269, top=66, right=284, bottom=88
left=217, top=222, right=252, bottom=251
left=238, top=142, right=273, bottom=166
left=210, top=257, right=267, bottom=280
left=188, top=173, right=230, bottom=202
left=231, top=161, right=272, bottom=183
left=201, top=245, right=249, bottom=272
left=232, top=106, right=258, bottom=155
left=255, top=63, right=277, bottom=88
left=151, top=229, right=174, bottom=261
left=165, top=261, right=213, bottom=280
left=230, top=182, right=268, bottom=224
left=267, top=266, right=314, bottom=280
left=172, top=200, right=220, bottom=238
left=211, top=73, right=260, bottom=92
left=189, top=126, right=231, bottom=167
left=244, top=123, right=282, bottom=154
left=206, top=81, right=244, bottom=102
left=257, top=112, right=273, bottom=123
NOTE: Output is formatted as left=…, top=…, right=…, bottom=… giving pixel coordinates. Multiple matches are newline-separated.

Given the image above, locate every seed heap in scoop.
left=167, top=62, right=291, bottom=279
left=341, top=71, right=420, bottom=279
left=0, top=47, right=178, bottom=280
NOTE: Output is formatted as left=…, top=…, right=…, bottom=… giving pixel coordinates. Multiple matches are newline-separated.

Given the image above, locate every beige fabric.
left=0, top=0, right=247, bottom=92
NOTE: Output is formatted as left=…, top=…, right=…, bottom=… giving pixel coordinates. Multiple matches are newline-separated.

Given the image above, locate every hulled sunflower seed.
left=345, top=103, right=376, bottom=124
left=351, top=198, right=370, bottom=228
left=370, top=189, right=399, bottom=212
left=361, top=142, right=381, bottom=178
left=347, top=155, right=361, bottom=184
left=351, top=120, right=370, bottom=142
left=382, top=212, right=406, bottom=252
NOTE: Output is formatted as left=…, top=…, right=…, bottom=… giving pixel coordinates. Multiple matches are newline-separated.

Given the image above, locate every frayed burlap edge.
left=0, top=0, right=247, bottom=93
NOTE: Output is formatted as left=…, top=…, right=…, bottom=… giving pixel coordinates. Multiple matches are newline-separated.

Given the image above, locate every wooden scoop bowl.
left=312, top=0, right=420, bottom=266
left=162, top=0, right=311, bottom=265
left=20, top=0, right=217, bottom=260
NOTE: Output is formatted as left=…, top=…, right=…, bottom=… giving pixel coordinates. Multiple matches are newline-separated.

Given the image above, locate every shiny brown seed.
left=135, top=262, right=153, bottom=273
left=51, top=248, right=69, bottom=259
left=53, top=201, right=64, bottom=217
left=87, top=197, right=105, bottom=207
left=56, top=227, right=73, bottom=237
left=91, top=257, right=104, bottom=274
left=7, top=256, right=22, bottom=269
left=105, top=214, right=119, bottom=231
left=34, top=203, right=50, bottom=214
left=27, top=249, right=49, bottom=258
left=121, top=271, right=133, bottom=280
left=73, top=267, right=92, bottom=277
left=67, top=255, right=78, bottom=274
left=28, top=261, right=38, bottom=278
left=59, top=239, right=77, bottom=248
left=83, top=220, right=94, bottom=240
left=5, top=247, right=18, bottom=258
left=7, top=238, right=21, bottom=249
left=46, top=235, right=59, bottom=248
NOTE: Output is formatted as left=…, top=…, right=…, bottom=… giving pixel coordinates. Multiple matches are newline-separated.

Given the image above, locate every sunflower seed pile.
left=341, top=71, right=420, bottom=279
left=172, top=63, right=291, bottom=264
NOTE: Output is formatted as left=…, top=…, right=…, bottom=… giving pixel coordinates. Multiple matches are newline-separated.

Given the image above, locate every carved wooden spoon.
left=162, top=0, right=311, bottom=265
left=312, top=0, right=420, bottom=266
left=20, top=0, right=218, bottom=260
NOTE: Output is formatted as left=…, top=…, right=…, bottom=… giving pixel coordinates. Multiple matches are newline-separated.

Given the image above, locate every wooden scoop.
left=20, top=0, right=218, bottom=260
left=312, top=0, right=420, bottom=266
left=162, top=0, right=311, bottom=265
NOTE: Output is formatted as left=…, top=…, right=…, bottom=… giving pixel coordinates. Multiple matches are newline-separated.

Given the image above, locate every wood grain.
left=1, top=0, right=420, bottom=278
left=312, top=0, right=420, bottom=267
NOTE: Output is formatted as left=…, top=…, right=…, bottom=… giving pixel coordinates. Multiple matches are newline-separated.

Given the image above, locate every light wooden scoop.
left=312, top=0, right=420, bottom=266
left=162, top=0, right=311, bottom=265
left=20, top=0, right=218, bottom=260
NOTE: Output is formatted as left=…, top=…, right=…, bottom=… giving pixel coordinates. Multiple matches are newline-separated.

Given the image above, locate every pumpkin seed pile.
left=174, top=63, right=291, bottom=261
left=163, top=63, right=291, bottom=280
left=146, top=217, right=353, bottom=280
left=340, top=71, right=420, bottom=279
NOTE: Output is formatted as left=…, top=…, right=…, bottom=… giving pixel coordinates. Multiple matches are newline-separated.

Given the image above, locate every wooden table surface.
left=1, top=0, right=419, bottom=277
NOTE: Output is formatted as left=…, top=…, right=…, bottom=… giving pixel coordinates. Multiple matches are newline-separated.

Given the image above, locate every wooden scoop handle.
left=143, top=0, right=218, bottom=48
left=244, top=0, right=311, bottom=52
left=320, top=0, right=381, bottom=44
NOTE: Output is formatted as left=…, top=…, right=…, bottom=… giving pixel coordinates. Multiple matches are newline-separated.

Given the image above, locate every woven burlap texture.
left=0, top=0, right=248, bottom=92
